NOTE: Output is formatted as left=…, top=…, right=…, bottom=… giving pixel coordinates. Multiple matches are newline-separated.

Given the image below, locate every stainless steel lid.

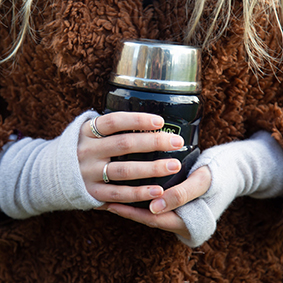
left=109, top=39, right=201, bottom=93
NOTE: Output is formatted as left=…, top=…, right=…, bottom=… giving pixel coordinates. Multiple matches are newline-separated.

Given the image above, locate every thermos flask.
left=104, top=39, right=202, bottom=208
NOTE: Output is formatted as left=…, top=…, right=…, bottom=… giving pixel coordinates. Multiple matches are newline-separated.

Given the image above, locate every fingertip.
left=166, top=159, right=182, bottom=172
left=152, top=116, right=164, bottom=128
left=149, top=186, right=164, bottom=197
left=149, top=198, right=167, bottom=214
left=107, top=207, right=119, bottom=215
left=170, top=136, right=184, bottom=148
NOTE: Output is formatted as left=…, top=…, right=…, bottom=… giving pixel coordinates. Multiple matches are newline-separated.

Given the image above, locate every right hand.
left=77, top=112, right=184, bottom=207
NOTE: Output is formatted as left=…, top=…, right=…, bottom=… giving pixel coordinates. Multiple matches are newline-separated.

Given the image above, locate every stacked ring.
left=90, top=116, right=106, bottom=138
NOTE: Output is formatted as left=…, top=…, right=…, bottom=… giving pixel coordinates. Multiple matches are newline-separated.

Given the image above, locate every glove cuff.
left=176, top=131, right=283, bottom=247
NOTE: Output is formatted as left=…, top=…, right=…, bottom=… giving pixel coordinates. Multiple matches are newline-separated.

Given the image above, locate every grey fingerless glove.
left=176, top=131, right=283, bottom=247
left=0, top=111, right=104, bottom=219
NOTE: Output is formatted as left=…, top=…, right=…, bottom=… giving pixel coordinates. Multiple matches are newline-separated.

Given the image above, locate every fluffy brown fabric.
left=1, top=0, right=283, bottom=282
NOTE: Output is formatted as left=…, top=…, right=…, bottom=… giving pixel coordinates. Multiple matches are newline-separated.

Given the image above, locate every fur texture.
left=1, top=0, right=283, bottom=281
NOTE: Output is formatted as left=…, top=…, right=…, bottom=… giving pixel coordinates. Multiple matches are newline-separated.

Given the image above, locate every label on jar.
left=137, top=123, right=181, bottom=135
left=160, top=123, right=181, bottom=135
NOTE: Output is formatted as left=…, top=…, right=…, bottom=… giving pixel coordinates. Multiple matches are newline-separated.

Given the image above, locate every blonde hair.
left=184, top=0, right=283, bottom=73
left=1, top=0, right=283, bottom=73
left=0, top=0, right=34, bottom=64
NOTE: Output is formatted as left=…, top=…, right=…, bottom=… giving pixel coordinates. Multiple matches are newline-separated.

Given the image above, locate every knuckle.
left=173, top=185, right=188, bottom=206
left=80, top=122, right=89, bottom=136
left=145, top=216, right=159, bottom=228
left=109, top=190, right=122, bottom=201
left=133, top=114, right=142, bottom=127
left=193, top=166, right=212, bottom=188
left=132, top=187, right=143, bottom=201
left=77, top=145, right=91, bottom=163
left=104, top=114, right=117, bottom=130
left=116, top=135, right=133, bottom=151
left=116, top=164, right=131, bottom=179
left=198, top=166, right=210, bottom=180
left=153, top=133, right=162, bottom=149
left=150, top=161, right=162, bottom=177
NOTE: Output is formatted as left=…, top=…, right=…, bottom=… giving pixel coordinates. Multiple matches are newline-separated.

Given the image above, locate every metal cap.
left=109, top=39, right=201, bottom=93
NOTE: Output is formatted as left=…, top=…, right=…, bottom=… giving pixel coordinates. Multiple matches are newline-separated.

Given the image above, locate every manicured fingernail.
left=149, top=187, right=163, bottom=197
left=150, top=199, right=166, bottom=214
left=170, top=136, right=183, bottom=147
left=167, top=160, right=180, bottom=172
left=152, top=117, right=164, bottom=127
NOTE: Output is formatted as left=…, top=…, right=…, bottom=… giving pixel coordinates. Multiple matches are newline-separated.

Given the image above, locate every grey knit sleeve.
left=0, top=111, right=104, bottom=219
left=176, top=131, right=283, bottom=247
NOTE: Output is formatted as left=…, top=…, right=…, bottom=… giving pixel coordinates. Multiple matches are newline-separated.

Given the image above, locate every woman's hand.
left=105, top=166, right=211, bottom=240
left=78, top=112, right=184, bottom=205
left=106, top=131, right=283, bottom=247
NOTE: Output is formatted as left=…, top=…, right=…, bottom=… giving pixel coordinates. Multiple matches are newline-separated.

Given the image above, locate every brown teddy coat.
left=1, top=0, right=283, bottom=282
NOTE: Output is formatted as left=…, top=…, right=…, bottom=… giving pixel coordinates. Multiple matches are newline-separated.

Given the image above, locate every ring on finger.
left=90, top=116, right=106, bottom=138
left=103, top=162, right=110, bottom=183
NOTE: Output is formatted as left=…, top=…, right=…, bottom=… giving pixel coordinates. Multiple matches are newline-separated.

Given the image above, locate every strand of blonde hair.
left=0, top=0, right=33, bottom=64
left=1, top=0, right=283, bottom=73
left=184, top=0, right=283, bottom=73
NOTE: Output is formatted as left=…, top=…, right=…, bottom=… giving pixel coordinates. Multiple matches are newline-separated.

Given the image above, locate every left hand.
left=104, top=166, right=211, bottom=239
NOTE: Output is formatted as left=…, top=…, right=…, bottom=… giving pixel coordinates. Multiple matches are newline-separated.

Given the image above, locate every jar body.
left=104, top=86, right=202, bottom=208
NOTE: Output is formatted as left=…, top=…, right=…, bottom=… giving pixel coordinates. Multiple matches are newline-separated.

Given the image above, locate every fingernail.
left=149, top=187, right=163, bottom=197
left=152, top=117, right=164, bottom=127
left=170, top=136, right=183, bottom=148
left=167, top=160, right=180, bottom=172
left=150, top=199, right=166, bottom=214
left=107, top=208, right=118, bottom=215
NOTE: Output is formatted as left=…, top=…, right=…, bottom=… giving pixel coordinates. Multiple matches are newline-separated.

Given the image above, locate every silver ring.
left=103, top=162, right=110, bottom=183
left=90, top=116, right=106, bottom=138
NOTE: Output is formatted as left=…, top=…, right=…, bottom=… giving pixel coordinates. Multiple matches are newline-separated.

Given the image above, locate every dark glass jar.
left=104, top=40, right=202, bottom=208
